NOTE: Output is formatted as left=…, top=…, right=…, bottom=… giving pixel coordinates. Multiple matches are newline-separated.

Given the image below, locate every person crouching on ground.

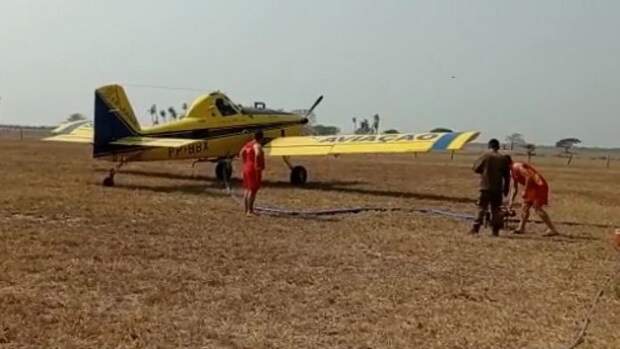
left=509, top=160, right=559, bottom=236
left=240, top=131, right=265, bottom=216
left=471, top=138, right=511, bottom=236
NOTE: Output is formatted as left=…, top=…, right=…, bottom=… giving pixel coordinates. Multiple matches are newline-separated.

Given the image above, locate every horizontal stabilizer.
left=44, top=123, right=202, bottom=149
left=110, top=136, right=202, bottom=148
left=44, top=124, right=94, bottom=143
left=51, top=120, right=92, bottom=135
left=264, top=131, right=480, bottom=156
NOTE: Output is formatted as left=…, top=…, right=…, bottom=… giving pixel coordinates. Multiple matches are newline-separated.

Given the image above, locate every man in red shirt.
left=509, top=161, right=559, bottom=236
left=239, top=131, right=265, bottom=216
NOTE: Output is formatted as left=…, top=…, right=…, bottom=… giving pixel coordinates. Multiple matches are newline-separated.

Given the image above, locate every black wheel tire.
left=215, top=161, right=232, bottom=183
left=102, top=176, right=114, bottom=187
left=290, top=166, right=308, bottom=186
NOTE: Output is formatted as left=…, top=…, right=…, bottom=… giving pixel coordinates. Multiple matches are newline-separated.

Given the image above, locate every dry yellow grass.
left=1, top=138, right=619, bottom=349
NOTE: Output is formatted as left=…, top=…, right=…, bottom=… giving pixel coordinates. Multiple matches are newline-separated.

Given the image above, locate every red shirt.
left=511, top=162, right=546, bottom=188
left=511, top=162, right=549, bottom=206
left=241, top=140, right=265, bottom=172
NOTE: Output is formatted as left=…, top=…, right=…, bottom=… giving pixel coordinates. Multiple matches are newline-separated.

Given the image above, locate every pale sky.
left=1, top=0, right=618, bottom=146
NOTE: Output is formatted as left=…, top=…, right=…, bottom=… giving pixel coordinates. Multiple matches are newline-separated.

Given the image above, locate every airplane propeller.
left=305, top=95, right=324, bottom=118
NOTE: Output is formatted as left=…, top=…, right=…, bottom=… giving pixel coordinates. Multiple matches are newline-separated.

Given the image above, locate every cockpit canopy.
left=214, top=97, right=238, bottom=116
left=187, top=92, right=298, bottom=119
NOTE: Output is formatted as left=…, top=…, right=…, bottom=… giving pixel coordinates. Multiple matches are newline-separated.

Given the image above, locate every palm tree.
left=352, top=117, right=357, bottom=133
left=149, top=104, right=158, bottom=125
left=372, top=114, right=380, bottom=134
left=160, top=110, right=167, bottom=123
left=168, top=107, right=178, bottom=120
left=356, top=119, right=372, bottom=134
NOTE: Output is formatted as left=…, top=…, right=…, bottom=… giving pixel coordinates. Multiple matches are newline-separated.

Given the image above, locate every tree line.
left=504, top=132, right=583, bottom=163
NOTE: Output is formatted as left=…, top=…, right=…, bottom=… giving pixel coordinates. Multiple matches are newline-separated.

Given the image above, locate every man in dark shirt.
left=471, top=139, right=511, bottom=236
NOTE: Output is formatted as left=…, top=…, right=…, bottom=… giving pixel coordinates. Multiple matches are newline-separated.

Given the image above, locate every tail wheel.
left=290, top=166, right=308, bottom=186
left=215, top=161, right=232, bottom=183
left=102, top=176, right=114, bottom=187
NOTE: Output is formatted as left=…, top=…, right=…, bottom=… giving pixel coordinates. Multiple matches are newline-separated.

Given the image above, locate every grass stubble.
left=1, top=138, right=619, bottom=348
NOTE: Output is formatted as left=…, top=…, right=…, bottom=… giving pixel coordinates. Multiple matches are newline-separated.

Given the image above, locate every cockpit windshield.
left=215, top=98, right=238, bottom=116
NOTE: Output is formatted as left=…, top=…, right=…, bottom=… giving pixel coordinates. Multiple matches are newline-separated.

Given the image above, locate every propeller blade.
left=305, top=95, right=324, bottom=117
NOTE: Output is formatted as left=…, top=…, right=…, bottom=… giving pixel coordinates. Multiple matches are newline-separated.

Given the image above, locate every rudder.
left=93, top=85, right=142, bottom=157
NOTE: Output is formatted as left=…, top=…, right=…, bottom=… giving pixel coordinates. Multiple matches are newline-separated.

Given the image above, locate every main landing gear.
left=192, top=158, right=233, bottom=186
left=215, top=159, right=233, bottom=184
left=283, top=156, right=308, bottom=186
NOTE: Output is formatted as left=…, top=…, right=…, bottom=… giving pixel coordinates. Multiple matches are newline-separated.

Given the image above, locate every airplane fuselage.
left=103, top=91, right=307, bottom=162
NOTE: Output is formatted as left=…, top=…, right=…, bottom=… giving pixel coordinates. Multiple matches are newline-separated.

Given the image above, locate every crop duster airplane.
left=46, top=84, right=480, bottom=187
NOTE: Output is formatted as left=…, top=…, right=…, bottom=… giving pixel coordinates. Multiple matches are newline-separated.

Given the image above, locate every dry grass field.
left=1, top=137, right=619, bottom=349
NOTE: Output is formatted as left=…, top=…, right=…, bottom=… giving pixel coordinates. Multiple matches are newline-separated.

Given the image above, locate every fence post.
left=19, top=128, right=23, bottom=140
left=607, top=155, right=611, bottom=169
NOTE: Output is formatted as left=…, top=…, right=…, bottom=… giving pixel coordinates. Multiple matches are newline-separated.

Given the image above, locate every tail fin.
left=93, top=85, right=142, bottom=157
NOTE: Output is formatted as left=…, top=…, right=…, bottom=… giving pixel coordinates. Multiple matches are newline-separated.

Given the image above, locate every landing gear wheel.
left=102, top=176, right=114, bottom=187
left=290, top=166, right=308, bottom=186
left=215, top=161, right=233, bottom=184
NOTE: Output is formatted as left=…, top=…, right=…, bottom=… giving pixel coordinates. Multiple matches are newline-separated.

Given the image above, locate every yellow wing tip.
left=446, top=131, right=480, bottom=150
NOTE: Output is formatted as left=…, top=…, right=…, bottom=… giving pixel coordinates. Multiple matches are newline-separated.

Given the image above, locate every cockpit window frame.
left=215, top=97, right=239, bottom=117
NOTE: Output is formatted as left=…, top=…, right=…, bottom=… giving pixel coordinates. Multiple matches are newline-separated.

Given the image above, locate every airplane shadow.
left=95, top=168, right=218, bottom=182
left=97, top=168, right=474, bottom=204
left=113, top=183, right=229, bottom=197
left=96, top=168, right=365, bottom=187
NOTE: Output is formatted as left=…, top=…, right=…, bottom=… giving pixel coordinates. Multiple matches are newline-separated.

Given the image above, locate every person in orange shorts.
left=509, top=160, right=559, bottom=236
left=239, top=131, right=265, bottom=216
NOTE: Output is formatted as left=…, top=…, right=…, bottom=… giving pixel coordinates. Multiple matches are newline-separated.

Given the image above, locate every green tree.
left=312, top=124, right=340, bottom=135
left=149, top=105, right=158, bottom=125
left=179, top=103, right=189, bottom=119
left=525, top=143, right=536, bottom=162
left=168, top=107, right=178, bottom=120
left=372, top=114, right=380, bottom=134
left=67, top=113, right=86, bottom=122
left=355, top=118, right=373, bottom=134
left=555, top=138, right=581, bottom=153
left=505, top=133, right=526, bottom=150
left=430, top=127, right=453, bottom=133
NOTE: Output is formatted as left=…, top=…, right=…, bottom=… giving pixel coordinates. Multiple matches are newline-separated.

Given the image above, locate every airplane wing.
left=44, top=124, right=201, bottom=148
left=263, top=131, right=480, bottom=156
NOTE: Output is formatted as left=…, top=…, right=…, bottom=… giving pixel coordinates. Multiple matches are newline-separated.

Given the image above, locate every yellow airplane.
left=46, top=84, right=480, bottom=187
